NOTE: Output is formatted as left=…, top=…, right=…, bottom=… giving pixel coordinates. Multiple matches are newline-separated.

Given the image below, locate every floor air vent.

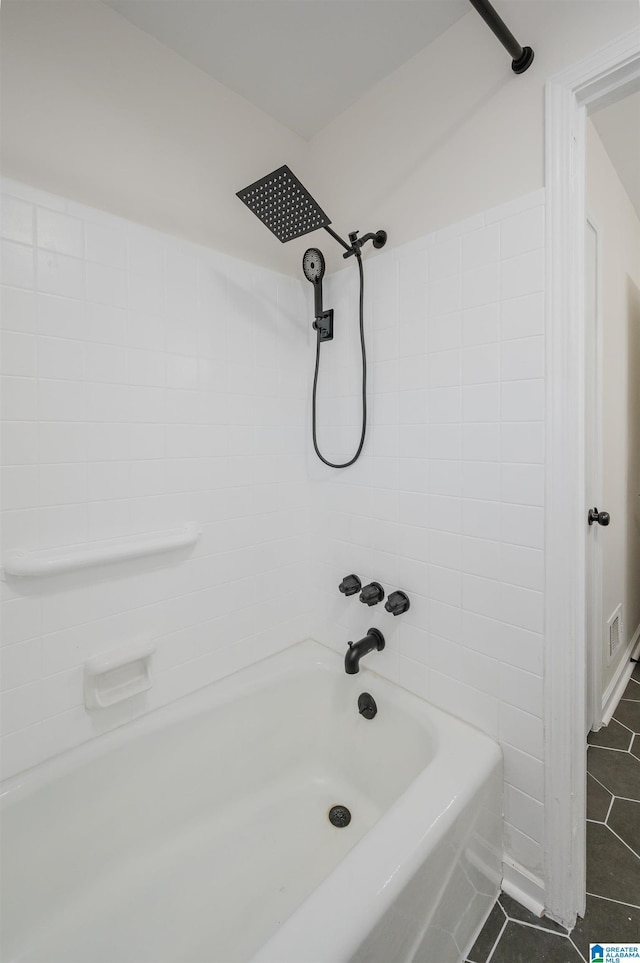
left=607, top=604, right=623, bottom=663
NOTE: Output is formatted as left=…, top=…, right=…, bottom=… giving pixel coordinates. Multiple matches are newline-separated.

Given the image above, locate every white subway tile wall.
left=308, top=188, right=546, bottom=881
left=1, top=179, right=545, bottom=884
left=0, top=179, right=311, bottom=779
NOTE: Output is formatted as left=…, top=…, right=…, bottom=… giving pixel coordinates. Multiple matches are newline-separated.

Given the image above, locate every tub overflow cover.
left=358, top=692, right=377, bottom=719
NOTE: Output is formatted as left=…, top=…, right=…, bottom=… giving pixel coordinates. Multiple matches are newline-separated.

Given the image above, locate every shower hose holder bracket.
left=312, top=309, right=334, bottom=342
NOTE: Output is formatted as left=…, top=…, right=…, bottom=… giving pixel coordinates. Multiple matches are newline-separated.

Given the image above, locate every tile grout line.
left=588, top=743, right=633, bottom=754
left=586, top=770, right=616, bottom=796
left=608, top=791, right=640, bottom=803
left=585, top=767, right=640, bottom=804
left=605, top=792, right=615, bottom=822
left=502, top=918, right=570, bottom=937
left=609, top=716, right=637, bottom=736
left=570, top=936, right=589, bottom=963
left=585, top=891, right=640, bottom=911
left=483, top=917, right=509, bottom=963
left=602, top=822, right=640, bottom=862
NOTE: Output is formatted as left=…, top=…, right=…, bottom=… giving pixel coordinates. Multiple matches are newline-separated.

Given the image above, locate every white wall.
left=0, top=0, right=307, bottom=277
left=0, top=178, right=311, bottom=779
left=307, top=1, right=639, bottom=273
left=308, top=189, right=546, bottom=885
left=1, top=1, right=637, bottom=277
left=586, top=121, right=640, bottom=694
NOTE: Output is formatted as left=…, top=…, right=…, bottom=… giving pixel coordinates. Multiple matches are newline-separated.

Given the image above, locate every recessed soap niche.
left=84, top=641, right=156, bottom=710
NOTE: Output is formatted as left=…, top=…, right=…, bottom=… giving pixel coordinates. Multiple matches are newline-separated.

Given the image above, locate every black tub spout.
left=345, top=628, right=385, bottom=674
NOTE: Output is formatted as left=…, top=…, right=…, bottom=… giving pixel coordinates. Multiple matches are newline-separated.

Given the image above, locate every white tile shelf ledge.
left=2, top=524, right=201, bottom=579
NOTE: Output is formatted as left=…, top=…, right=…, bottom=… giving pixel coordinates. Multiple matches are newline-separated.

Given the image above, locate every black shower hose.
left=312, top=250, right=366, bottom=468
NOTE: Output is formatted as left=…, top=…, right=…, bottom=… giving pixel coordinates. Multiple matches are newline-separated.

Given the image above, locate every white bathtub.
left=0, top=639, right=502, bottom=963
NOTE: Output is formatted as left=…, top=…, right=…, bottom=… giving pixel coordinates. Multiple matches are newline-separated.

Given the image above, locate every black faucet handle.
left=385, top=590, right=411, bottom=616
left=339, top=574, right=361, bottom=597
left=359, top=582, right=385, bottom=606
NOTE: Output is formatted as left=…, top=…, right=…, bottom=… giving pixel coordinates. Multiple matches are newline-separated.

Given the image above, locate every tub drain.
left=328, top=805, right=351, bottom=828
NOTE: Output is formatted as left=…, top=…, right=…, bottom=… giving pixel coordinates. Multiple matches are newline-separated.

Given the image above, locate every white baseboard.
left=501, top=857, right=545, bottom=918
left=601, top=623, right=640, bottom=725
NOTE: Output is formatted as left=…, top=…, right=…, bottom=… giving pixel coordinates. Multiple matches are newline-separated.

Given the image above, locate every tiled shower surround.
left=1, top=179, right=545, bottom=888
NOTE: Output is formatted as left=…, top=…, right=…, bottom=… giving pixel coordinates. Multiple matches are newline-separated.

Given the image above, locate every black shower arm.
left=467, top=0, right=534, bottom=74
left=323, top=225, right=353, bottom=254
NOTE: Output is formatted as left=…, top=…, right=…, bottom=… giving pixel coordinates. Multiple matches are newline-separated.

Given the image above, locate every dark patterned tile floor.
left=466, top=668, right=640, bottom=962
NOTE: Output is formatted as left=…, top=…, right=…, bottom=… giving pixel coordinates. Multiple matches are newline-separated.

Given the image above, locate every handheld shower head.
left=303, top=248, right=325, bottom=284
left=303, top=248, right=331, bottom=337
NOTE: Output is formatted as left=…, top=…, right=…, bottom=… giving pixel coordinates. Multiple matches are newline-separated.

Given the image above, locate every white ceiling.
left=590, top=89, right=640, bottom=219
left=102, top=0, right=469, bottom=138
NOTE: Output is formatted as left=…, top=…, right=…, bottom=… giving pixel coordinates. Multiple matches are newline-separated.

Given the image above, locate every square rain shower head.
left=236, top=165, right=331, bottom=243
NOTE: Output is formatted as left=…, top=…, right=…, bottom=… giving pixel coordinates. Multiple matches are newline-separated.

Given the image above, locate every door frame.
left=544, top=26, right=640, bottom=927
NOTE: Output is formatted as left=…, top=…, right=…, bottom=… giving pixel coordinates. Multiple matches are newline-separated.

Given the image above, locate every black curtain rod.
left=468, top=0, right=534, bottom=74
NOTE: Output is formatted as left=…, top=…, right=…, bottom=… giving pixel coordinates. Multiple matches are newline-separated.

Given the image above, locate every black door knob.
left=588, top=508, right=610, bottom=526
